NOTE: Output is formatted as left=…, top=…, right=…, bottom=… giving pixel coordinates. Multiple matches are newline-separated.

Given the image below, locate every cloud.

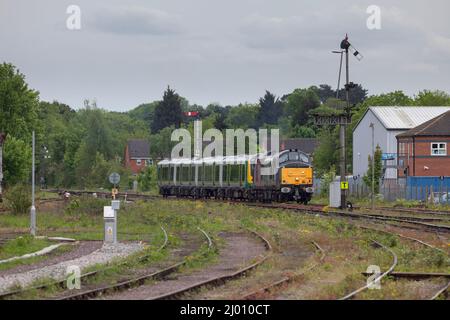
left=91, top=6, right=182, bottom=36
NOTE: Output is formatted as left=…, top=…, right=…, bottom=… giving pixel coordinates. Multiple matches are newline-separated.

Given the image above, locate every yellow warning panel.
left=340, top=182, right=349, bottom=190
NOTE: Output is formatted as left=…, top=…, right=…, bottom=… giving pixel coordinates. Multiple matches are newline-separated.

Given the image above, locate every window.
left=431, top=143, right=447, bottom=156
left=136, top=159, right=142, bottom=165
left=146, top=159, right=153, bottom=166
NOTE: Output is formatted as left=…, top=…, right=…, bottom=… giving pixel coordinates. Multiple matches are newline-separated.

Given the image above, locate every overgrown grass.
left=0, top=236, right=52, bottom=260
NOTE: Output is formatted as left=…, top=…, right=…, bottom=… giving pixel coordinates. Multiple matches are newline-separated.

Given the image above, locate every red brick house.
left=397, top=110, right=450, bottom=177
left=124, top=139, right=153, bottom=174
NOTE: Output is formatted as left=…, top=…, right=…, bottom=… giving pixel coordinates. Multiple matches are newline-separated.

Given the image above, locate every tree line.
left=1, top=62, right=449, bottom=190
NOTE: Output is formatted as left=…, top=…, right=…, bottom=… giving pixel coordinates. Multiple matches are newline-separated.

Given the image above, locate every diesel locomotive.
left=157, top=149, right=314, bottom=204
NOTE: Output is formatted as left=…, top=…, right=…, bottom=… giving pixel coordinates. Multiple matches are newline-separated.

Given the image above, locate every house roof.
left=281, top=138, right=320, bottom=155
left=353, top=106, right=450, bottom=131
left=127, top=139, right=150, bottom=159
left=397, top=110, right=450, bottom=138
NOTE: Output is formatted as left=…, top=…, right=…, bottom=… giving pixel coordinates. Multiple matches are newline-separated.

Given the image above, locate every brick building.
left=124, top=139, right=153, bottom=174
left=397, top=110, right=450, bottom=178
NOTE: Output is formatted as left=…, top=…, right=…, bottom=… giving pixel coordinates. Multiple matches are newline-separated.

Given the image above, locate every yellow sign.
left=340, top=182, right=349, bottom=190
left=112, top=188, right=118, bottom=200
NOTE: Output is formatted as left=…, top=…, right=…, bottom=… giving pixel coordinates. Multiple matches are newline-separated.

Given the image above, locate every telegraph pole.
left=340, top=37, right=351, bottom=209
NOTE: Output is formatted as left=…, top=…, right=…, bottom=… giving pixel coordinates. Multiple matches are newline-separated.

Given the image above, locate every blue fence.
left=406, top=177, right=450, bottom=202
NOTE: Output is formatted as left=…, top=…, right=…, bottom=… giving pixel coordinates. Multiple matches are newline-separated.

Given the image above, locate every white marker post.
left=103, top=200, right=120, bottom=244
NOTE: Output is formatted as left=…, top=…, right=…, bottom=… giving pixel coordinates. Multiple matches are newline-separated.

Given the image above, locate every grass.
left=0, top=236, right=52, bottom=261
left=0, top=242, right=74, bottom=272
left=1, top=195, right=448, bottom=300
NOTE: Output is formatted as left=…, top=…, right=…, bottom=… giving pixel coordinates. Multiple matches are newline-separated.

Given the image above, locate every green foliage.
left=289, top=125, right=316, bottom=138
left=414, top=90, right=450, bottom=106
left=3, top=136, right=31, bottom=185
left=257, top=91, right=283, bottom=126
left=363, top=145, right=382, bottom=193
left=4, top=184, right=31, bottom=215
left=313, top=128, right=339, bottom=175
left=149, top=127, right=175, bottom=159
left=137, top=165, right=157, bottom=192
left=225, top=103, right=259, bottom=129
left=319, top=166, right=336, bottom=197
left=285, top=87, right=320, bottom=128
left=0, top=63, right=39, bottom=141
left=65, top=196, right=109, bottom=217
left=0, top=235, right=50, bottom=260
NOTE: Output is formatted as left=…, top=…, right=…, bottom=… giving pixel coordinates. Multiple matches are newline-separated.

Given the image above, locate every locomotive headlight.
left=281, top=187, right=291, bottom=193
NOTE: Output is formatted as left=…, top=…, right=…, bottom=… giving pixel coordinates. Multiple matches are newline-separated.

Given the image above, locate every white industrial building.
left=352, top=106, right=450, bottom=179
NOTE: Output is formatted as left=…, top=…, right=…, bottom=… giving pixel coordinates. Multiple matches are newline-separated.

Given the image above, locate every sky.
left=1, top=0, right=449, bottom=111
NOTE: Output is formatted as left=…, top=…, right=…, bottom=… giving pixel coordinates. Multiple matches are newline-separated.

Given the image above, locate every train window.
left=240, top=164, right=244, bottom=185
left=300, top=153, right=309, bottom=163
left=205, top=164, right=213, bottom=182
left=181, top=165, right=189, bottom=184
left=170, top=165, right=174, bottom=183
left=279, top=153, right=288, bottom=163
left=214, top=164, right=220, bottom=185
left=176, top=166, right=181, bottom=183
left=191, top=165, right=195, bottom=183
left=198, top=165, right=204, bottom=185
left=288, top=152, right=300, bottom=161
left=230, top=164, right=239, bottom=183
left=223, top=165, right=229, bottom=185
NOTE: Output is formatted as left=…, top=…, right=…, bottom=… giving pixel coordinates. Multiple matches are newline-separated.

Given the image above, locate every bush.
left=65, top=196, right=109, bottom=216
left=4, top=184, right=32, bottom=215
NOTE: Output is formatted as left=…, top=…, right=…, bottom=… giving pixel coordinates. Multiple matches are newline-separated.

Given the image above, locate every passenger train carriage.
left=157, top=149, right=314, bottom=204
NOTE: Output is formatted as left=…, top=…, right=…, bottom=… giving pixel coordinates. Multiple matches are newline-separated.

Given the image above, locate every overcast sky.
left=1, top=0, right=449, bottom=111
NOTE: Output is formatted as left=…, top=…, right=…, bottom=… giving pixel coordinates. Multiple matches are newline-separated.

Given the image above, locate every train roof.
left=157, top=149, right=309, bottom=166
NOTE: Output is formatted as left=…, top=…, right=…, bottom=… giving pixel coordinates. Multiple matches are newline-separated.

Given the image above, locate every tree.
left=314, top=84, right=336, bottom=104
left=151, top=86, right=183, bottom=133
left=313, top=128, right=339, bottom=175
left=257, top=91, right=283, bottom=127
left=363, top=145, right=382, bottom=194
left=2, top=136, right=32, bottom=185
left=285, top=88, right=320, bottom=128
left=225, top=103, right=259, bottom=129
left=337, top=83, right=368, bottom=105
left=0, top=63, right=39, bottom=141
left=0, top=63, right=39, bottom=193
left=414, top=90, right=450, bottom=106
left=289, top=125, right=316, bottom=138
left=149, top=127, right=175, bottom=159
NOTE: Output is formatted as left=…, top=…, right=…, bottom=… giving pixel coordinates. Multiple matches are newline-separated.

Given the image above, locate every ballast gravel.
left=0, top=242, right=143, bottom=293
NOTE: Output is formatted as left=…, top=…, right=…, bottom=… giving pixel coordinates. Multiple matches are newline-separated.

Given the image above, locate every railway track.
left=147, top=230, right=272, bottom=300
left=249, top=202, right=450, bottom=234
left=46, top=189, right=450, bottom=234
left=340, top=225, right=449, bottom=300
left=339, top=240, right=398, bottom=300
left=59, top=227, right=213, bottom=300
left=0, top=226, right=168, bottom=300
left=241, top=240, right=325, bottom=300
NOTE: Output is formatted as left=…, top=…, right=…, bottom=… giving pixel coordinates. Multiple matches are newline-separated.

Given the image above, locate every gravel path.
left=0, top=241, right=102, bottom=277
left=103, top=232, right=266, bottom=300
left=0, top=242, right=143, bottom=293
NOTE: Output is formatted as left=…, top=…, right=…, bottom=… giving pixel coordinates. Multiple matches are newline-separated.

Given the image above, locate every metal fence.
left=314, top=176, right=450, bottom=204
